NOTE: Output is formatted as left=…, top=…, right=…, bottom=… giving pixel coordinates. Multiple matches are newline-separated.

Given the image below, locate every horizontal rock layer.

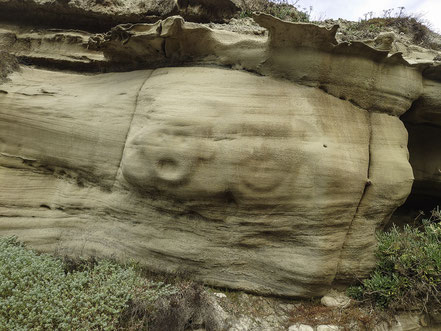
left=0, top=12, right=437, bottom=296
left=0, top=0, right=240, bottom=31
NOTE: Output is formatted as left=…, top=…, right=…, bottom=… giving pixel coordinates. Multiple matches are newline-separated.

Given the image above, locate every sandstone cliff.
left=0, top=1, right=440, bottom=297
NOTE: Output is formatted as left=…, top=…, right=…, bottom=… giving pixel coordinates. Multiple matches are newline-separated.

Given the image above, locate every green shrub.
left=363, top=16, right=432, bottom=45
left=348, top=208, right=441, bottom=313
left=0, top=237, right=176, bottom=330
left=239, top=0, right=310, bottom=22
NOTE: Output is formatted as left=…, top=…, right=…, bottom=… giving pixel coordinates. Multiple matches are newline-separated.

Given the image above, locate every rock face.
left=401, top=66, right=441, bottom=204
left=0, top=10, right=438, bottom=296
left=0, top=0, right=240, bottom=30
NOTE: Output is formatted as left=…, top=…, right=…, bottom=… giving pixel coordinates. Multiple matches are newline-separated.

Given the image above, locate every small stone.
left=394, top=313, right=421, bottom=331
left=317, top=326, right=340, bottom=331
left=321, top=290, right=351, bottom=308
left=288, top=324, right=314, bottom=331
left=372, top=321, right=390, bottom=331
left=213, top=292, right=227, bottom=299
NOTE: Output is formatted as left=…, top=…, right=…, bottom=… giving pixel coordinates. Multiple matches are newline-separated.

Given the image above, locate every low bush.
left=347, top=208, right=441, bottom=313
left=354, top=16, right=434, bottom=46
left=338, top=6, right=441, bottom=50
left=0, top=237, right=176, bottom=330
left=239, top=0, right=310, bottom=22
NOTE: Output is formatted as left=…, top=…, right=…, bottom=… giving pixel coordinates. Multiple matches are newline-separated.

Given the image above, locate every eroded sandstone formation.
left=0, top=4, right=440, bottom=296
left=0, top=0, right=241, bottom=30
left=402, top=67, right=441, bottom=205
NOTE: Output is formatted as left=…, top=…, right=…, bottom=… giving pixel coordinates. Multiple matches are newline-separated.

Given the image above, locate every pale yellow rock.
left=320, top=290, right=351, bottom=308
left=0, top=14, right=427, bottom=296
left=0, top=64, right=415, bottom=296
left=364, top=32, right=397, bottom=51
left=336, top=113, right=414, bottom=280
left=0, top=24, right=105, bottom=69
left=288, top=324, right=314, bottom=331
left=253, top=13, right=423, bottom=117
left=86, top=15, right=424, bottom=118
left=403, top=78, right=441, bottom=127
left=0, top=68, right=149, bottom=188
left=405, top=123, right=441, bottom=200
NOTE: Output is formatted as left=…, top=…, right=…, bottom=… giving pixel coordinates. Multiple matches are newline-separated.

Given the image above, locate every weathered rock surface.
left=85, top=14, right=423, bottom=116
left=0, top=0, right=240, bottom=31
left=404, top=123, right=441, bottom=201
left=0, top=11, right=437, bottom=296
left=0, top=24, right=105, bottom=71
left=320, top=290, right=351, bottom=308
left=0, top=65, right=372, bottom=296
left=401, top=65, right=441, bottom=204
left=289, top=325, right=314, bottom=331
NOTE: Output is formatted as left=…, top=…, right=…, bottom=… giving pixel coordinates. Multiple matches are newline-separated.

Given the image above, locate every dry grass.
left=362, top=16, right=436, bottom=47
left=238, top=0, right=310, bottom=22
left=335, top=15, right=441, bottom=50
left=288, top=300, right=387, bottom=331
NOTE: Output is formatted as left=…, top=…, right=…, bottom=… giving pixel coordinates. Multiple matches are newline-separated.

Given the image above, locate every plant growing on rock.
left=347, top=208, right=441, bottom=313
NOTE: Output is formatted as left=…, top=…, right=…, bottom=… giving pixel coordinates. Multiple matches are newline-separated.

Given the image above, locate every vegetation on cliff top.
left=238, top=1, right=441, bottom=51
left=239, top=0, right=311, bottom=22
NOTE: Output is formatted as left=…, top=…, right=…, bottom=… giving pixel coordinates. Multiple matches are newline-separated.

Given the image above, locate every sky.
left=289, top=0, right=441, bottom=33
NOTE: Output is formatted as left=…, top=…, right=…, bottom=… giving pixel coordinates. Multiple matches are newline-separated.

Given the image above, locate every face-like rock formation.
left=0, top=10, right=438, bottom=297
left=121, top=67, right=365, bottom=206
